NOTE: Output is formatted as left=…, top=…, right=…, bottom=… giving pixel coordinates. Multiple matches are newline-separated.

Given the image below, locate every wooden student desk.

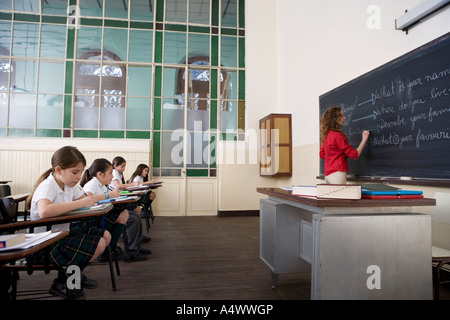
left=257, top=187, right=436, bottom=300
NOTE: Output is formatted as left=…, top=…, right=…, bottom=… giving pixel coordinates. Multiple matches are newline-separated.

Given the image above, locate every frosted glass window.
left=189, top=0, right=210, bottom=25
left=0, top=93, right=7, bottom=127
left=74, top=104, right=99, bottom=129
left=77, top=26, right=102, bottom=59
left=128, top=67, right=152, bottom=96
left=220, top=100, right=237, bottom=131
left=186, top=132, right=209, bottom=168
left=12, top=59, right=36, bottom=92
left=162, top=101, right=184, bottom=130
left=105, top=0, right=128, bottom=19
left=188, top=34, right=209, bottom=61
left=103, top=28, right=128, bottom=61
left=126, top=97, right=151, bottom=130
left=0, top=21, right=11, bottom=53
left=221, top=70, right=237, bottom=100
left=40, top=24, right=66, bottom=59
left=221, top=36, right=237, bottom=67
left=162, top=131, right=184, bottom=167
left=221, top=0, right=238, bottom=27
left=14, top=0, right=39, bottom=13
left=187, top=108, right=209, bottom=132
left=37, top=94, right=63, bottom=128
left=162, top=67, right=182, bottom=98
left=38, top=62, right=64, bottom=94
left=0, top=1, right=12, bottom=10
left=100, top=106, right=125, bottom=129
left=42, top=0, right=68, bottom=15
left=79, top=0, right=102, bottom=17
left=12, top=23, right=39, bottom=58
left=129, top=29, right=153, bottom=63
left=9, top=93, right=36, bottom=127
left=130, top=0, right=154, bottom=21
left=164, top=32, right=186, bottom=64
left=165, top=0, right=187, bottom=23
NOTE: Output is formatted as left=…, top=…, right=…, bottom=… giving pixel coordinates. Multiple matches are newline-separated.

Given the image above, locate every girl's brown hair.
left=80, top=158, right=112, bottom=187
left=111, top=156, right=126, bottom=184
left=320, top=106, right=345, bottom=145
left=128, top=163, right=149, bottom=183
left=27, top=146, right=86, bottom=209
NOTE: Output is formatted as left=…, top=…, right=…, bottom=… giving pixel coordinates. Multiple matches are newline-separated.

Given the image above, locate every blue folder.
left=362, top=188, right=423, bottom=195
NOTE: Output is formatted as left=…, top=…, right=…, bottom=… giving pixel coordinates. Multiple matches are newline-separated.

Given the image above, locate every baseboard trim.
left=217, top=210, right=260, bottom=217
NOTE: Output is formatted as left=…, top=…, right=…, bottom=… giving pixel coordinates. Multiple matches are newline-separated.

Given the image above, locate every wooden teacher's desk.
left=257, top=187, right=436, bottom=300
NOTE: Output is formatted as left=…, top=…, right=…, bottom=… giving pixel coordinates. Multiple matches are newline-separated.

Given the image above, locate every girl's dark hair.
left=320, top=106, right=345, bottom=145
left=111, top=156, right=126, bottom=184
left=27, top=146, right=86, bottom=209
left=128, top=163, right=149, bottom=183
left=80, top=158, right=112, bottom=187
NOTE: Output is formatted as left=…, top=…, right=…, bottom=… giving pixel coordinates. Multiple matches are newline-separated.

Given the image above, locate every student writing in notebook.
left=108, top=156, right=151, bottom=261
left=128, top=163, right=157, bottom=219
left=80, top=158, right=129, bottom=262
left=319, top=106, right=370, bottom=184
left=28, top=146, right=111, bottom=300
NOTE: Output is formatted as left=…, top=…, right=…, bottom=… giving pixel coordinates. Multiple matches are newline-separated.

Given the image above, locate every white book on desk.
left=316, top=184, right=361, bottom=199
left=292, top=185, right=318, bottom=198
left=0, top=231, right=62, bottom=251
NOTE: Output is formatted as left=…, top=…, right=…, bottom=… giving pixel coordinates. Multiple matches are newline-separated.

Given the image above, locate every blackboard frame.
left=318, top=32, right=450, bottom=187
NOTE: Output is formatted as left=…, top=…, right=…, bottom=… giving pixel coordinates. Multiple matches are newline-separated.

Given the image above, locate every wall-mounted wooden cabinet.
left=259, top=113, right=292, bottom=177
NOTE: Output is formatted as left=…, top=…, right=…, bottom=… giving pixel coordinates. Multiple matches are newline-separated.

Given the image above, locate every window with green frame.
left=0, top=0, right=245, bottom=177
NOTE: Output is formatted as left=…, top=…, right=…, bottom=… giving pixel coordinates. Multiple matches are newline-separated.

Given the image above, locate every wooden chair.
left=432, top=192, right=450, bottom=300
left=0, top=198, right=120, bottom=299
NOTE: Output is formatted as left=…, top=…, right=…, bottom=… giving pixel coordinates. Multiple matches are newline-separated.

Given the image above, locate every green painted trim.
left=73, top=130, right=98, bottom=138
left=187, top=169, right=209, bottom=177
left=152, top=131, right=161, bottom=167
left=126, top=131, right=150, bottom=139
left=80, top=18, right=102, bottom=26
left=104, top=19, right=128, bottom=28
left=100, top=130, right=124, bottom=138
left=154, top=31, right=163, bottom=63
left=42, top=15, right=66, bottom=24
left=165, top=24, right=187, bottom=32
left=63, top=95, right=72, bottom=128
left=153, top=97, right=161, bottom=130
left=14, top=13, right=39, bottom=23
left=239, top=0, right=245, bottom=29
left=130, top=21, right=153, bottom=29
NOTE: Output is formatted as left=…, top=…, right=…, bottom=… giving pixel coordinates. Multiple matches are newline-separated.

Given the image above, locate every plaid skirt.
left=48, top=223, right=105, bottom=267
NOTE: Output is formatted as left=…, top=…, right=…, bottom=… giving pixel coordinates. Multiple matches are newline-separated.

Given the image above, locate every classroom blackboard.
left=319, top=32, right=450, bottom=181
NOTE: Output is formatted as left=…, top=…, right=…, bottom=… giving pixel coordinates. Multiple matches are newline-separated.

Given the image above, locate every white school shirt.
left=132, top=175, right=144, bottom=184
left=30, top=173, right=84, bottom=233
left=108, top=169, right=123, bottom=190
left=83, top=177, right=107, bottom=196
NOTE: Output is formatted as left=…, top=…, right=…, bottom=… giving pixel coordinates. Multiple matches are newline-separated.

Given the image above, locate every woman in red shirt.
left=319, top=107, right=370, bottom=184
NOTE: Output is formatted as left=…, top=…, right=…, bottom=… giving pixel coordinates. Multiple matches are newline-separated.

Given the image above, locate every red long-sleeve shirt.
left=319, top=130, right=358, bottom=176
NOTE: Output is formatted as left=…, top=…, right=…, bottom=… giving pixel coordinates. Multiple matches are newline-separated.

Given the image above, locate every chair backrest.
left=0, top=185, right=11, bottom=198
left=0, top=197, right=17, bottom=224
left=432, top=192, right=450, bottom=225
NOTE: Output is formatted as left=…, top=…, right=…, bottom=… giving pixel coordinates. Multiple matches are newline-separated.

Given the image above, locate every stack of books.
left=361, top=183, right=423, bottom=199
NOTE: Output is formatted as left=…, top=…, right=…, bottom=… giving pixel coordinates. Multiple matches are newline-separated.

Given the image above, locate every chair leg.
left=107, top=245, right=117, bottom=292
